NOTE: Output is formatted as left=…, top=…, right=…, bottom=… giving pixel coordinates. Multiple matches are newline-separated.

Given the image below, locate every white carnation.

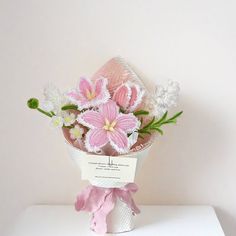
left=151, top=80, right=180, bottom=118
left=41, top=100, right=54, bottom=112
left=42, top=84, right=77, bottom=128
left=43, top=83, right=68, bottom=115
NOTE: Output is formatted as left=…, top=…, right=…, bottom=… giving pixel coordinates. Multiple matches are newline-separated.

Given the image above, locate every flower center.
left=72, top=129, right=82, bottom=139
left=64, top=116, right=73, bottom=123
left=86, top=89, right=96, bottom=100
left=103, top=118, right=117, bottom=132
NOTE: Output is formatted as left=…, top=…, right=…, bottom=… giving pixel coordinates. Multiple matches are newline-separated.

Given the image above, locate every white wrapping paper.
left=65, top=140, right=153, bottom=188
left=65, top=140, right=153, bottom=233
left=106, top=198, right=135, bottom=233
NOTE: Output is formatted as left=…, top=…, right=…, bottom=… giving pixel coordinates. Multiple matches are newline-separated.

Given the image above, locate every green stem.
left=61, top=104, right=78, bottom=111
left=37, top=108, right=53, bottom=117
left=133, top=110, right=149, bottom=116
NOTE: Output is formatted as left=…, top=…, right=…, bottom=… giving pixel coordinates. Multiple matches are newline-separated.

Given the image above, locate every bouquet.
left=27, top=57, right=182, bottom=234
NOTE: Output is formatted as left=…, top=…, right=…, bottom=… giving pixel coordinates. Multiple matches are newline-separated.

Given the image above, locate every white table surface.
left=8, top=205, right=225, bottom=236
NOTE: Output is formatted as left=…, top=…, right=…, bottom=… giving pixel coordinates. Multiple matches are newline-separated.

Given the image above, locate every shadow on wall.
left=134, top=94, right=234, bottom=235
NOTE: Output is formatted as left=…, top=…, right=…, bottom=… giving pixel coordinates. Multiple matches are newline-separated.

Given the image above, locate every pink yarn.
left=113, top=83, right=144, bottom=112
left=66, top=77, right=110, bottom=109
left=77, top=100, right=140, bottom=154
left=75, top=183, right=140, bottom=234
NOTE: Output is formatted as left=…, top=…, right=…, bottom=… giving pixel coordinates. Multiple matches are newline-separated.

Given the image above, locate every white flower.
left=51, top=116, right=64, bottom=128
left=43, top=83, right=68, bottom=115
left=151, top=80, right=180, bottom=118
left=69, top=125, right=84, bottom=140
left=50, top=112, right=76, bottom=128
left=42, top=84, right=77, bottom=128
left=41, top=100, right=54, bottom=112
left=62, top=112, right=76, bottom=126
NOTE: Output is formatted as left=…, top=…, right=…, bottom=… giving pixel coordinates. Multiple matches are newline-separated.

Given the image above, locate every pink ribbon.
left=75, top=183, right=140, bottom=234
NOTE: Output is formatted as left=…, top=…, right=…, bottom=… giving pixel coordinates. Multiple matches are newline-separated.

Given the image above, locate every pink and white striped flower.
left=66, top=77, right=110, bottom=109
left=77, top=100, right=140, bottom=154
left=112, top=83, right=145, bottom=112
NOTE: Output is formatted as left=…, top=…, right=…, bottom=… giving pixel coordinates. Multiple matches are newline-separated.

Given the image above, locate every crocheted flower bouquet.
left=27, top=57, right=182, bottom=234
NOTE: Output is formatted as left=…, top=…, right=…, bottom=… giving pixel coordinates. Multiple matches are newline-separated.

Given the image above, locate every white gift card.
left=81, top=155, right=137, bottom=183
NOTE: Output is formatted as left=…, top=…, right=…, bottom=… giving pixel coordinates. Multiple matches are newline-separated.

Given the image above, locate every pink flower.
left=66, top=77, right=110, bottom=109
left=112, top=83, right=145, bottom=112
left=77, top=100, right=140, bottom=154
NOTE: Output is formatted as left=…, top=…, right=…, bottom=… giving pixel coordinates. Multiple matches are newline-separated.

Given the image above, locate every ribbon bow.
left=75, top=183, right=140, bottom=234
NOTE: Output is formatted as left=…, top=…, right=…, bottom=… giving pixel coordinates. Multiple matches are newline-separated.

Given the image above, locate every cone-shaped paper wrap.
left=65, top=136, right=154, bottom=188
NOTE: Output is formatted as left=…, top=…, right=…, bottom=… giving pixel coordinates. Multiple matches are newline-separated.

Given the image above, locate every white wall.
left=0, top=0, right=236, bottom=235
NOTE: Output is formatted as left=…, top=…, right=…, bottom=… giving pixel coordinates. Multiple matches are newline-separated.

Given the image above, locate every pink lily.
left=112, top=83, right=145, bottom=112
left=66, top=77, right=110, bottom=109
left=77, top=100, right=140, bottom=154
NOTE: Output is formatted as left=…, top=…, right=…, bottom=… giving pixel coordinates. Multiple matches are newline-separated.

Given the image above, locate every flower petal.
left=107, top=129, right=129, bottom=154
left=77, top=77, right=93, bottom=97
left=85, top=129, right=109, bottom=152
left=43, top=83, right=62, bottom=104
left=93, top=77, right=110, bottom=104
left=116, top=113, right=140, bottom=133
left=41, top=100, right=54, bottom=112
left=112, top=84, right=131, bottom=109
left=128, top=84, right=145, bottom=112
left=69, top=125, right=84, bottom=140
left=44, top=83, right=67, bottom=114
left=129, top=85, right=138, bottom=107
left=51, top=116, right=63, bottom=128
left=66, top=89, right=87, bottom=103
left=128, top=132, right=139, bottom=148
left=78, top=110, right=104, bottom=129
left=66, top=89, right=93, bottom=110
left=63, top=112, right=76, bottom=126
left=95, top=77, right=107, bottom=97
left=99, top=100, right=119, bottom=121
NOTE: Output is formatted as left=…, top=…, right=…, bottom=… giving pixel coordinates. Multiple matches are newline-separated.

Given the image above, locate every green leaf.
left=157, top=111, right=183, bottom=126
left=63, top=125, right=74, bottom=129
left=142, top=116, right=156, bottom=129
left=137, top=111, right=182, bottom=138
left=138, top=129, right=152, bottom=135
left=61, top=104, right=78, bottom=110
left=168, top=111, right=183, bottom=121
left=133, top=110, right=149, bottom=116
left=151, top=127, right=163, bottom=135
left=140, top=117, right=144, bottom=125
left=155, top=111, right=168, bottom=124
left=160, top=120, right=176, bottom=125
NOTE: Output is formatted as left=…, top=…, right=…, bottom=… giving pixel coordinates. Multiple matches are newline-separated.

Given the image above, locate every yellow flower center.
left=53, top=119, right=61, bottom=126
left=72, top=129, right=82, bottom=139
left=64, top=116, right=72, bottom=123
left=86, top=89, right=96, bottom=100
left=103, top=119, right=117, bottom=132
